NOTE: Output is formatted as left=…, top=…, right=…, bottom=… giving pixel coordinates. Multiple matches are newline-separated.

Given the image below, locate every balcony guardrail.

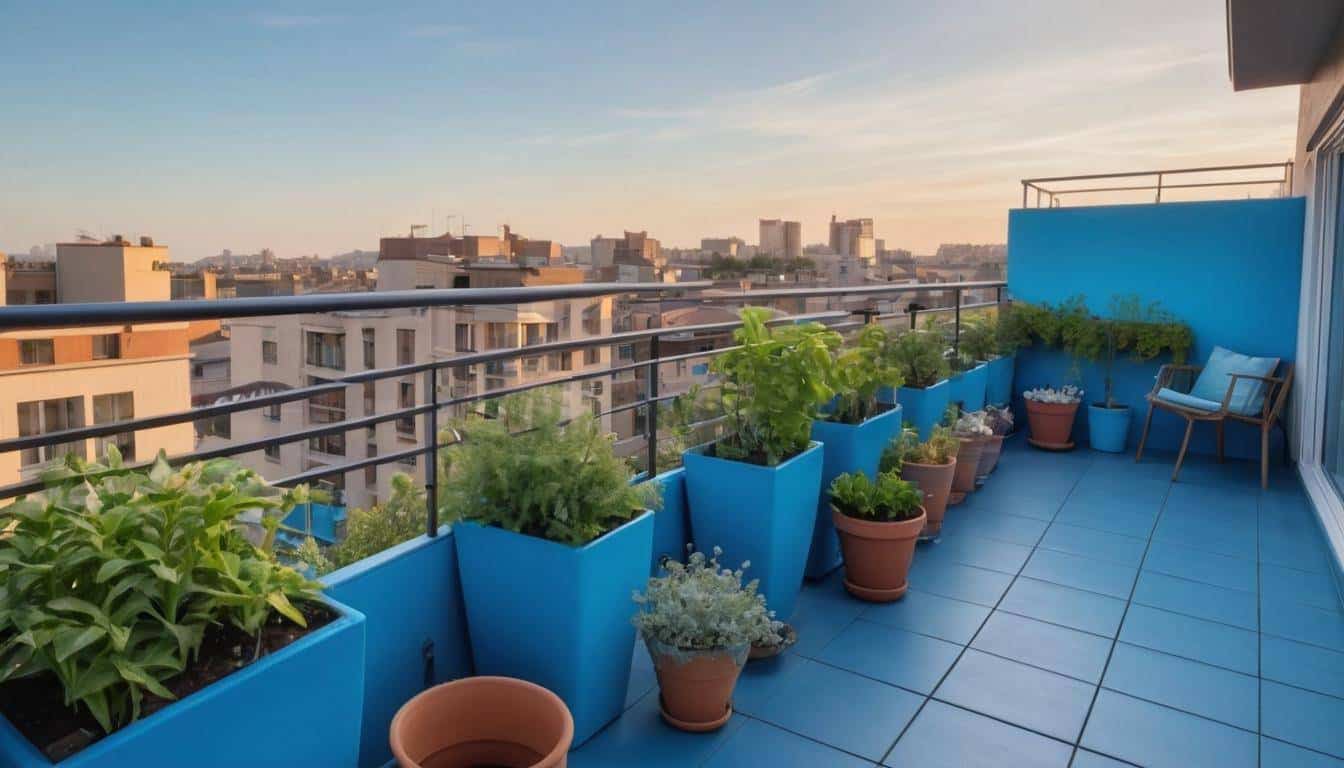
left=1020, top=162, right=1294, bottom=208
left=0, top=278, right=1007, bottom=541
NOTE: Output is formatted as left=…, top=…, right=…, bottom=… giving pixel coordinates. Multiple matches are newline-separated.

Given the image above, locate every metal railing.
left=1021, top=162, right=1294, bottom=208
left=0, top=278, right=1007, bottom=540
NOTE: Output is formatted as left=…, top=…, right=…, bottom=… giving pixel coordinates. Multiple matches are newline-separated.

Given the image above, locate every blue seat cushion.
left=1156, top=387, right=1222, bottom=412
left=1188, top=346, right=1278, bottom=416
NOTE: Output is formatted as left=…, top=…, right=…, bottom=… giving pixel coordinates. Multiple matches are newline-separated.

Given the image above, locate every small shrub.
left=632, top=546, right=782, bottom=651
left=958, top=314, right=997, bottom=362
left=885, top=329, right=950, bottom=389
left=828, top=471, right=924, bottom=522
left=879, top=425, right=958, bottom=473
left=296, top=473, right=426, bottom=576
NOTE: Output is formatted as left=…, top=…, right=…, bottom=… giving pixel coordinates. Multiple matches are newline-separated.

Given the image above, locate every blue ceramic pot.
left=805, top=405, right=904, bottom=579
left=882, top=380, right=950, bottom=440
left=1088, top=404, right=1131, bottom=453
left=454, top=512, right=654, bottom=746
left=985, top=355, right=1015, bottom=407
left=949, top=363, right=989, bottom=412
left=682, top=441, right=824, bottom=621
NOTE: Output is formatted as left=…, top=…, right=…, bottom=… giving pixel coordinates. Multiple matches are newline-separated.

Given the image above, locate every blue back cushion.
left=1189, top=346, right=1279, bottom=416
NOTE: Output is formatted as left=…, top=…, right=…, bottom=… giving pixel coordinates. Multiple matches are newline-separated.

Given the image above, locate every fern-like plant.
left=884, top=329, right=950, bottom=389
left=828, top=471, right=924, bottom=522
left=958, top=314, right=997, bottom=362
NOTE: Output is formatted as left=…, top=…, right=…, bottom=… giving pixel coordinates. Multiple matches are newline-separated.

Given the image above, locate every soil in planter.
left=0, top=601, right=336, bottom=762
left=817, top=401, right=895, bottom=427
left=705, top=440, right=808, bottom=467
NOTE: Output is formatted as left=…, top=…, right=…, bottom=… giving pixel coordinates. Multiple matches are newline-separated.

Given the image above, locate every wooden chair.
left=1135, top=361, right=1293, bottom=489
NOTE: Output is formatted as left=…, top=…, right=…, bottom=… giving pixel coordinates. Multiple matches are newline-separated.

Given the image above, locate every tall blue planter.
left=882, top=380, right=950, bottom=440
left=683, top=442, right=824, bottom=621
left=453, top=513, right=654, bottom=746
left=1087, top=404, right=1132, bottom=453
left=0, top=597, right=366, bottom=768
left=948, top=363, right=989, bottom=412
left=985, top=355, right=1015, bottom=407
left=805, top=405, right=904, bottom=579
left=646, top=467, right=689, bottom=575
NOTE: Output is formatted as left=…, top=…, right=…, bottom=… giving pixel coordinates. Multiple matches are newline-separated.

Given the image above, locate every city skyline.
left=2, top=1, right=1299, bottom=261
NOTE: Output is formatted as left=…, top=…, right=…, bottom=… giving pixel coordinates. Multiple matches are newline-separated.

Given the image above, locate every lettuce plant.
left=828, top=471, right=923, bottom=522
left=828, top=324, right=904, bottom=425
left=632, top=546, right=782, bottom=652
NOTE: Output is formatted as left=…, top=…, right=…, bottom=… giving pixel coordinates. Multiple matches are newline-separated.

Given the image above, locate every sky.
left=0, top=1, right=1300, bottom=260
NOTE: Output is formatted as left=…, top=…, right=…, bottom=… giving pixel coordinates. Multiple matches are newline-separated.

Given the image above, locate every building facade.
left=759, top=219, right=802, bottom=259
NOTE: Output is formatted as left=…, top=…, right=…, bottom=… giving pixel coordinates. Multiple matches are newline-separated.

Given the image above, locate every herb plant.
left=656, top=386, right=719, bottom=471
left=0, top=449, right=320, bottom=734
left=295, top=472, right=426, bottom=576
left=958, top=314, right=997, bottom=362
left=828, top=471, right=924, bottom=522
left=885, top=329, right=950, bottom=389
left=828, top=324, right=904, bottom=425
left=632, top=546, right=783, bottom=652
left=879, top=425, right=958, bottom=473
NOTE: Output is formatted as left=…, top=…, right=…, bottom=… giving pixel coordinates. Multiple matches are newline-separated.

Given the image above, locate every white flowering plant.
left=632, top=546, right=783, bottom=654
left=1023, top=385, right=1084, bottom=404
left=952, top=410, right=993, bottom=437
left=984, top=405, right=1014, bottom=436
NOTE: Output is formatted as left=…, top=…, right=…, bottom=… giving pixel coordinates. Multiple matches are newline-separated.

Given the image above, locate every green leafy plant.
left=995, top=304, right=1036, bottom=355
left=828, top=471, right=924, bottom=522
left=438, top=392, right=660, bottom=545
left=828, top=324, right=904, bottom=425
left=879, top=425, right=958, bottom=473
left=0, top=448, right=321, bottom=734
left=632, top=546, right=782, bottom=651
left=295, top=473, right=426, bottom=576
left=884, top=329, right=950, bottom=389
left=656, top=385, right=720, bottom=471
left=958, top=314, right=997, bottom=362
left=712, top=307, right=839, bottom=465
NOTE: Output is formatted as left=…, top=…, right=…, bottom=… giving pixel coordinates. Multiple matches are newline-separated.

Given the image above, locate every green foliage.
left=713, top=307, right=839, bottom=465
left=705, top=253, right=816, bottom=278
left=828, top=324, right=904, bottom=425
left=656, top=386, right=720, bottom=472
left=296, top=473, right=426, bottom=576
left=632, top=546, right=782, bottom=651
left=884, top=329, right=950, bottom=389
left=0, top=448, right=320, bottom=734
left=995, top=304, right=1035, bottom=355
left=439, top=392, right=660, bottom=546
left=958, top=314, right=997, bottom=362
left=828, top=471, right=924, bottom=522
left=879, top=425, right=958, bottom=473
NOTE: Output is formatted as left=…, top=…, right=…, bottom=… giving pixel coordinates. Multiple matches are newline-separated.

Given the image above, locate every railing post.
left=1022, top=182, right=1028, bottom=208
left=424, top=367, right=439, bottom=538
left=1156, top=172, right=1163, bottom=203
left=646, top=334, right=660, bottom=478
left=953, top=287, right=962, bottom=355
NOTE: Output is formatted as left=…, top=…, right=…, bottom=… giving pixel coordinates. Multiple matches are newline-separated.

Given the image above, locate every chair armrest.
left=1226, top=372, right=1286, bottom=418
left=1152, top=364, right=1202, bottom=397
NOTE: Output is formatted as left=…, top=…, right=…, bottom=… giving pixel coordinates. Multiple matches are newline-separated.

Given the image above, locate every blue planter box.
left=882, top=380, right=949, bottom=440
left=0, top=597, right=366, bottom=768
left=682, top=441, right=824, bottom=621
left=805, top=405, right=904, bottom=579
left=1088, top=404, right=1132, bottom=453
left=985, top=355, right=1015, bottom=407
left=646, top=467, right=690, bottom=575
left=949, top=363, right=989, bottom=412
left=453, top=513, right=654, bottom=746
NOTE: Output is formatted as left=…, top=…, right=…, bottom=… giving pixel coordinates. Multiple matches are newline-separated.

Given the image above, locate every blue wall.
left=1007, top=198, right=1304, bottom=459
left=322, top=528, right=472, bottom=768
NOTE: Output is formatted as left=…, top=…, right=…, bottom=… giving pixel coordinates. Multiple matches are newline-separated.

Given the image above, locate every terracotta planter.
left=977, top=434, right=1005, bottom=479
left=950, top=436, right=984, bottom=504
left=646, top=638, right=748, bottom=732
left=900, top=458, right=956, bottom=538
left=1025, top=400, right=1080, bottom=449
left=832, top=505, right=927, bottom=602
left=389, top=676, right=573, bottom=768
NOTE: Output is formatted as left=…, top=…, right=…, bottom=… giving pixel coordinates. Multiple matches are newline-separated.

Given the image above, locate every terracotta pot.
left=977, top=435, right=1005, bottom=478
left=646, top=639, right=747, bottom=732
left=832, top=505, right=927, bottom=602
left=900, top=458, right=956, bottom=538
left=389, top=676, right=573, bottom=768
left=950, top=437, right=984, bottom=502
left=1025, top=400, right=1079, bottom=448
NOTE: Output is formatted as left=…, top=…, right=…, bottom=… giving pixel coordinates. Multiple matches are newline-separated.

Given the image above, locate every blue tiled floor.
left=571, top=440, right=1344, bottom=767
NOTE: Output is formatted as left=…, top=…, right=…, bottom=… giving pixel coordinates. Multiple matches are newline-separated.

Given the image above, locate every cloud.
left=250, top=13, right=335, bottom=29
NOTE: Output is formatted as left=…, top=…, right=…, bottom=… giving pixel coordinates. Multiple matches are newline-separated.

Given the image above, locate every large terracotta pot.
left=1025, top=400, right=1079, bottom=449
left=832, top=505, right=927, bottom=602
left=950, top=436, right=984, bottom=504
left=646, top=638, right=748, bottom=732
left=977, top=435, right=1005, bottom=479
left=389, top=676, right=573, bottom=768
left=900, top=459, right=956, bottom=538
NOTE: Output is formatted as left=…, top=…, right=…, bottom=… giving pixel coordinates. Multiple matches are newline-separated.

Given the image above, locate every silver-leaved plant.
left=632, top=546, right=783, bottom=653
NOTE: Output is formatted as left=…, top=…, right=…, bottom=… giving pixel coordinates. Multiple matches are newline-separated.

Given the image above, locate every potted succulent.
left=880, top=327, right=951, bottom=440
left=632, top=547, right=783, bottom=732
left=0, top=449, right=365, bottom=768
left=444, top=393, right=661, bottom=746
left=1024, top=385, right=1084, bottom=450
left=880, top=425, right=959, bottom=539
left=949, top=409, right=991, bottom=504
left=683, top=307, right=837, bottom=623
left=806, top=324, right=905, bottom=579
left=828, top=472, right=926, bottom=602
left=978, top=406, right=1014, bottom=478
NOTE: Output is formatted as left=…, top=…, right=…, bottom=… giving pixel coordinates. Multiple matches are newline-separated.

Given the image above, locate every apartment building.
left=828, top=215, right=876, bottom=263
left=758, top=219, right=802, bottom=259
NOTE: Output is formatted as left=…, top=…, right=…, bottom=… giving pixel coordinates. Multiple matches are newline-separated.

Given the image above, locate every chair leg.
left=1261, top=425, right=1270, bottom=489
left=1136, top=403, right=1155, bottom=461
left=1172, top=419, right=1194, bottom=482
left=1216, top=421, right=1225, bottom=464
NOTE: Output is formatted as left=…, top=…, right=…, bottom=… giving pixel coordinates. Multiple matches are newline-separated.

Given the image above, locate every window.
left=264, top=443, right=281, bottom=462
left=397, top=329, right=415, bottom=366
left=484, top=322, right=518, bottom=350
left=363, top=381, right=376, bottom=414
left=20, top=339, right=54, bottom=365
left=265, top=402, right=281, bottom=421
left=262, top=340, right=278, bottom=365
left=618, top=344, right=635, bottom=361
left=91, top=334, right=120, bottom=360
left=397, top=380, right=416, bottom=436
left=584, top=347, right=602, bottom=365
left=399, top=453, right=418, bottom=467
left=197, top=413, right=231, bottom=439
left=455, top=323, right=475, bottom=352
left=304, top=331, right=345, bottom=370
left=93, top=392, right=135, bottom=461
left=524, top=324, right=544, bottom=347
left=192, top=364, right=205, bottom=378
left=364, top=438, right=378, bottom=486
left=17, top=397, right=85, bottom=466
left=307, top=376, right=346, bottom=455
left=582, top=303, right=602, bottom=335
left=522, top=356, right=541, bottom=374
left=362, top=328, right=376, bottom=369
left=34, top=290, right=55, bottom=305
left=548, top=351, right=573, bottom=372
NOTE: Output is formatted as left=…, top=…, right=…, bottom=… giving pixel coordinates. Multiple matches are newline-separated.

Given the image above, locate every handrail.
left=1021, top=162, right=1293, bottom=208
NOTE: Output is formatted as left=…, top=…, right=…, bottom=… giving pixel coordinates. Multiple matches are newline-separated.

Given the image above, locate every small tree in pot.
left=632, top=547, right=782, bottom=732
left=829, top=472, right=926, bottom=602
left=880, top=425, right=959, bottom=539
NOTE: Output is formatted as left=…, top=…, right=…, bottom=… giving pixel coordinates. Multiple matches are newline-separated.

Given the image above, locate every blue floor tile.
left=882, top=700, right=1072, bottom=768
left=1261, top=737, right=1344, bottom=768
left=1070, top=750, right=1134, bottom=768
left=960, top=488, right=1063, bottom=522
left=1261, top=563, right=1343, bottom=613
left=1119, top=604, right=1258, bottom=675
left=907, top=558, right=1014, bottom=607
left=862, top=589, right=990, bottom=645
left=1142, top=539, right=1258, bottom=593
left=731, top=651, right=806, bottom=716
left=788, top=577, right=867, bottom=657
left=1151, top=510, right=1258, bottom=560
left=1132, top=571, right=1258, bottom=630
left=1261, top=530, right=1335, bottom=574
left=625, top=639, right=657, bottom=710
left=702, top=718, right=875, bottom=768
left=971, top=611, right=1112, bottom=683
left=1102, top=643, right=1258, bottom=730
left=917, top=533, right=1033, bottom=575
left=1038, top=522, right=1147, bottom=568
left=1021, top=547, right=1138, bottom=600
left=1080, top=689, right=1257, bottom=768
left=939, top=511, right=1050, bottom=547
left=748, top=657, right=922, bottom=762
left=570, top=689, right=745, bottom=767
left=1165, top=481, right=1258, bottom=519
left=933, top=649, right=1094, bottom=743
left=1262, top=598, right=1344, bottom=651
left=816, top=619, right=961, bottom=694
left=1262, top=634, right=1344, bottom=700
left=1055, top=492, right=1159, bottom=539
left=1262, top=680, right=1344, bottom=759
left=999, top=577, right=1127, bottom=637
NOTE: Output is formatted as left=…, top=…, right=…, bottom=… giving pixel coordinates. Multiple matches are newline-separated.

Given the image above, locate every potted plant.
left=950, top=316, right=993, bottom=411
left=644, top=387, right=717, bottom=575
left=632, top=547, right=783, bottom=732
left=683, top=307, right=837, bottom=623
left=806, top=324, right=905, bottom=579
left=949, top=409, right=991, bottom=504
left=1024, top=385, right=1084, bottom=450
left=880, top=425, right=959, bottom=539
left=828, top=472, right=926, bottom=602
left=978, top=406, right=1014, bottom=478
left=880, top=327, right=951, bottom=440
left=988, top=306, right=1033, bottom=406
left=444, top=393, right=661, bottom=746
left=0, top=449, right=365, bottom=768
